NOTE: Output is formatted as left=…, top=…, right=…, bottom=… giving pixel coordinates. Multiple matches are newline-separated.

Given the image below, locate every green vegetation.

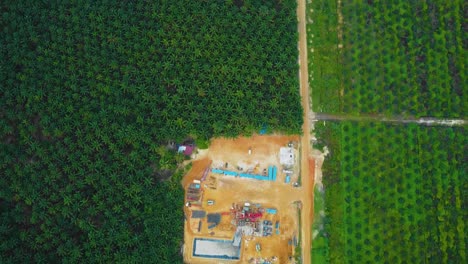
left=0, top=0, right=302, bottom=262
left=311, top=186, right=329, bottom=264
left=309, top=1, right=466, bottom=263
left=315, top=122, right=467, bottom=263
left=312, top=121, right=343, bottom=264
left=294, top=206, right=303, bottom=263
left=307, top=0, right=341, bottom=113
left=194, top=138, right=210, bottom=150
left=309, top=0, right=466, bottom=117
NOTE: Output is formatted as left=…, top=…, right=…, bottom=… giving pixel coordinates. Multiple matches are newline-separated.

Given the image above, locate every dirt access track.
left=297, top=0, right=314, bottom=262
left=182, top=135, right=315, bottom=263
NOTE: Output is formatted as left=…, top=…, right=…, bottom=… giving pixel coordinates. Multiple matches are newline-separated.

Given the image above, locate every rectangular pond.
left=193, top=238, right=241, bottom=260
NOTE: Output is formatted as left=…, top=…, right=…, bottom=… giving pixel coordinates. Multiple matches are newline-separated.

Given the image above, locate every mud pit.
left=183, top=135, right=306, bottom=264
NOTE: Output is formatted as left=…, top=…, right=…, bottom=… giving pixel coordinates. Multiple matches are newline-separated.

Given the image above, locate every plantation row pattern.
left=309, top=0, right=466, bottom=117
left=0, top=0, right=301, bottom=262
left=315, top=122, right=466, bottom=263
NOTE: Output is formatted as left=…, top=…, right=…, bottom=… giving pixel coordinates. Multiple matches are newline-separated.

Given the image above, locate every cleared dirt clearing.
left=183, top=135, right=306, bottom=263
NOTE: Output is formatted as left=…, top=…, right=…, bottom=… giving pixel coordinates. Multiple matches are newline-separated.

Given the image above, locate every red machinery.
left=238, top=212, right=263, bottom=221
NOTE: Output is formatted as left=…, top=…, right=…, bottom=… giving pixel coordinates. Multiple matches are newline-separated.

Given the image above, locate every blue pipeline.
left=212, top=167, right=277, bottom=181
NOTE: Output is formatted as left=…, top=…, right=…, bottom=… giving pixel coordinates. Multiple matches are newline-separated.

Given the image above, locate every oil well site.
left=183, top=135, right=304, bottom=264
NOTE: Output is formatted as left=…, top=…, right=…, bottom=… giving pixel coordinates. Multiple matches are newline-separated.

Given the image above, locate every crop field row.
left=308, top=0, right=466, bottom=117
left=311, top=186, right=328, bottom=264
left=314, top=122, right=466, bottom=263
left=0, top=1, right=301, bottom=262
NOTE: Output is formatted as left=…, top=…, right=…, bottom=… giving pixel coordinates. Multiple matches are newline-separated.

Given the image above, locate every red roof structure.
left=184, top=145, right=194, bottom=155
left=178, top=145, right=194, bottom=156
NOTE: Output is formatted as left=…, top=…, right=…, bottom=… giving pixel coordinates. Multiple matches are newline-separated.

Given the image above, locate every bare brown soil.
left=183, top=136, right=304, bottom=264
left=298, top=0, right=314, bottom=263
left=182, top=158, right=212, bottom=188
left=208, top=135, right=299, bottom=170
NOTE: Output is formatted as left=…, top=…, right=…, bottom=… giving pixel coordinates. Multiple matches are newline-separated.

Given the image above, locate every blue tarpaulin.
left=224, top=171, right=238, bottom=176
left=213, top=167, right=277, bottom=182
left=212, top=169, right=224, bottom=174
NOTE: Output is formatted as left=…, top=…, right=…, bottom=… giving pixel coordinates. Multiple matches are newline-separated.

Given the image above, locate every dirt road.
left=312, top=113, right=467, bottom=126
left=297, top=0, right=314, bottom=263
